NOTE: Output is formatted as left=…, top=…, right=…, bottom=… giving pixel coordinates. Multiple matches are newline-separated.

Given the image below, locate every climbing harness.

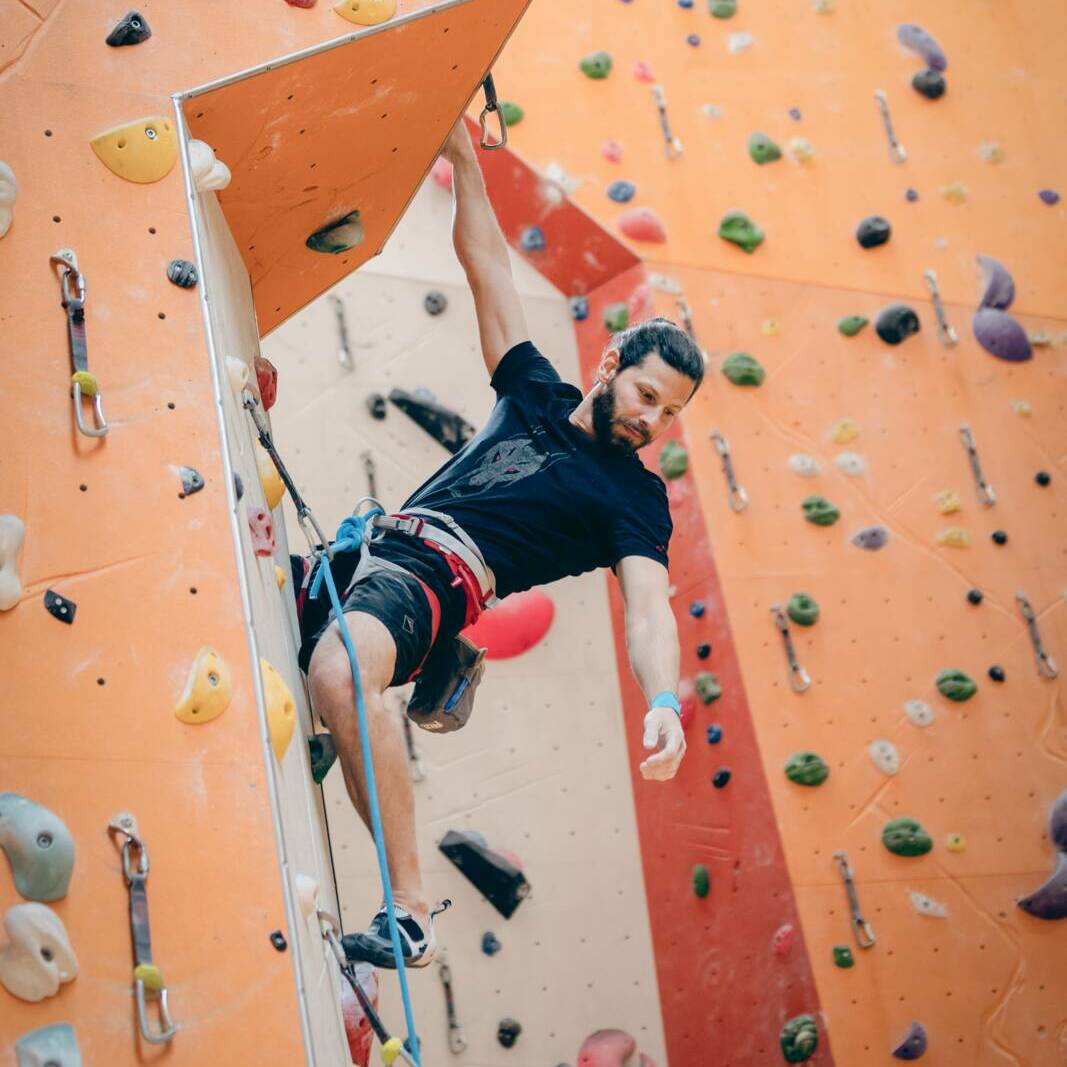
left=436, top=948, right=467, bottom=1054
left=651, top=85, right=683, bottom=159
left=50, top=249, right=109, bottom=438
left=107, top=813, right=177, bottom=1045
left=771, top=605, right=811, bottom=693
left=833, top=851, right=875, bottom=949
left=958, top=424, right=996, bottom=507
left=478, top=73, right=507, bottom=150
left=922, top=269, right=958, bottom=347
left=873, top=90, right=906, bottom=164
left=1015, top=593, right=1058, bottom=679
left=710, top=430, right=749, bottom=512
left=328, top=294, right=354, bottom=370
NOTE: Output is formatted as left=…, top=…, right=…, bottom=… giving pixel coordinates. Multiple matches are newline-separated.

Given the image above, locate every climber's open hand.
left=639, top=706, right=686, bottom=781
left=440, top=120, right=476, bottom=166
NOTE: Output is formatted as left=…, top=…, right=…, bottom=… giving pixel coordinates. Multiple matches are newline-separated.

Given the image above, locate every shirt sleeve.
left=490, top=340, right=563, bottom=396
left=609, top=469, right=672, bottom=571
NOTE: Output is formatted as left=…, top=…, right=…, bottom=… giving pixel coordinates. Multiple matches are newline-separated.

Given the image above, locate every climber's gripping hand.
left=639, top=694, right=686, bottom=782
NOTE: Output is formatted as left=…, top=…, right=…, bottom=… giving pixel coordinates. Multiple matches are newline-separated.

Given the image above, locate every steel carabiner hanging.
left=923, top=269, right=958, bottom=347
left=959, top=424, right=996, bottom=507
left=771, top=605, right=811, bottom=693
left=833, top=850, right=876, bottom=949
left=478, top=73, right=507, bottom=150
left=710, top=431, right=749, bottom=512
left=1015, top=592, right=1059, bottom=679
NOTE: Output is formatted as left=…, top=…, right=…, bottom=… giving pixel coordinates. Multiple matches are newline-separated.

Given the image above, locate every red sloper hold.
left=617, top=207, right=667, bottom=243
left=285, top=0, right=317, bottom=7
left=462, top=589, right=555, bottom=660
left=255, top=355, right=278, bottom=410
left=578, top=1029, right=638, bottom=1067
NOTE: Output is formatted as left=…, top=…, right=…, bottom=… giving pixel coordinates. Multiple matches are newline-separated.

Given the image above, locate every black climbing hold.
left=912, top=68, right=946, bottom=100
left=988, top=665, right=1005, bottom=683
left=706, top=723, right=723, bottom=744
left=439, top=829, right=530, bottom=919
left=178, top=465, right=204, bottom=498
left=366, top=393, right=387, bottom=420
left=424, top=290, right=447, bottom=316
left=905, top=188, right=920, bottom=202
left=308, top=734, right=338, bottom=785
left=306, top=210, right=364, bottom=254
left=269, top=930, right=288, bottom=952
left=166, top=258, right=198, bottom=288
left=233, top=472, right=244, bottom=501
left=875, top=304, right=921, bottom=345
left=497, top=1018, right=522, bottom=1048
left=697, top=642, right=712, bottom=660
left=569, top=296, right=589, bottom=321
left=689, top=600, right=706, bottom=618
left=1035, top=471, right=1051, bottom=486
left=44, top=590, right=76, bottom=625
left=966, top=588, right=983, bottom=605
left=388, top=389, right=475, bottom=455
left=856, top=216, right=891, bottom=249
left=712, top=768, right=731, bottom=789
left=481, top=931, right=502, bottom=956
left=106, top=10, right=151, bottom=46
left=788, top=107, right=802, bottom=121
left=991, top=530, right=1008, bottom=546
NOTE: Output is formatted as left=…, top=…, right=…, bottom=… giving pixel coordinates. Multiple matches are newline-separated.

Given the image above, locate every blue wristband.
left=650, top=690, right=682, bottom=716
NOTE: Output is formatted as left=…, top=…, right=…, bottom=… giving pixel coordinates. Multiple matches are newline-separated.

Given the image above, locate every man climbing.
left=297, top=120, right=705, bottom=968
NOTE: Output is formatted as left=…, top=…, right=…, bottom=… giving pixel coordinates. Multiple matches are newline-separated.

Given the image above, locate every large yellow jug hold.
left=334, top=0, right=397, bottom=26
left=175, top=647, right=232, bottom=724
left=90, top=117, right=177, bottom=183
left=261, top=659, right=296, bottom=761
left=257, top=444, right=285, bottom=510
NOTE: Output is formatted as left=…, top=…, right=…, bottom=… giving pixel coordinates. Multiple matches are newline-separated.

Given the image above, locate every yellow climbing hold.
left=71, top=370, right=99, bottom=397
left=946, top=832, right=966, bottom=853
left=90, top=116, right=177, bottom=184
left=175, top=647, right=233, bottom=724
left=936, top=527, right=970, bottom=548
left=1010, top=399, right=1032, bottom=417
left=788, top=136, right=816, bottom=163
left=940, top=182, right=968, bottom=204
left=275, top=565, right=287, bottom=590
left=978, top=142, right=1005, bottom=164
left=830, top=418, right=858, bottom=444
left=333, top=0, right=396, bottom=25
left=258, top=445, right=285, bottom=510
left=761, top=319, right=781, bottom=337
left=381, top=1037, right=404, bottom=1065
left=933, top=489, right=960, bottom=515
left=134, top=963, right=165, bottom=994
left=261, top=658, right=296, bottom=761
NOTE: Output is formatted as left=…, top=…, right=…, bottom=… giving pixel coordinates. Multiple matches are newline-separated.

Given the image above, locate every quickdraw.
left=108, top=813, right=177, bottom=1045
left=362, top=450, right=378, bottom=500
left=478, top=73, right=507, bottom=150
left=771, top=605, right=811, bottom=693
left=652, top=85, right=683, bottom=160
left=1015, top=592, right=1058, bottom=679
left=873, top=89, right=906, bottom=164
left=958, top=424, right=996, bottom=507
left=710, top=430, right=749, bottom=512
left=50, top=248, right=109, bottom=438
left=437, top=948, right=467, bottom=1054
left=833, top=850, right=875, bottom=949
left=328, top=294, right=354, bottom=370
left=923, top=269, right=958, bottom=347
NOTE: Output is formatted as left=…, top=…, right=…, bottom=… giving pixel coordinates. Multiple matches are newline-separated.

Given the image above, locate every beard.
left=591, top=382, right=647, bottom=456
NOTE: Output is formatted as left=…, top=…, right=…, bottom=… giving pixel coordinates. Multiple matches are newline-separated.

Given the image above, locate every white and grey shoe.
left=341, top=899, right=452, bottom=969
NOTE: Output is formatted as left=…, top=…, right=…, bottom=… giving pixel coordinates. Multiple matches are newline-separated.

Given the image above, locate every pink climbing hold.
left=285, top=0, right=317, bottom=7
left=578, top=1029, right=637, bottom=1067
left=618, top=207, right=667, bottom=243
left=632, top=60, right=656, bottom=83
left=627, top=282, right=653, bottom=321
left=340, top=965, right=378, bottom=1067
left=248, top=507, right=275, bottom=557
left=462, top=589, right=555, bottom=659
left=679, top=696, right=696, bottom=731
left=601, top=140, right=624, bottom=163
left=638, top=1055, right=658, bottom=1067
left=430, top=157, right=453, bottom=191
left=255, top=354, right=278, bottom=411
left=772, top=922, right=796, bottom=957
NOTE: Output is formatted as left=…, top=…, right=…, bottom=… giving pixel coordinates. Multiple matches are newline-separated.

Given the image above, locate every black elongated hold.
left=178, top=465, right=204, bottom=497
left=106, top=10, right=152, bottom=46
left=912, top=69, right=946, bottom=100
left=439, top=829, right=530, bottom=918
left=44, top=590, right=76, bottom=624
left=233, top=473, right=244, bottom=501
left=497, top=1018, right=522, bottom=1049
left=167, top=259, right=198, bottom=288
left=388, top=389, right=476, bottom=455
left=269, top=930, right=288, bottom=952
left=875, top=304, right=921, bottom=344
left=856, top=215, right=891, bottom=249
left=424, top=290, right=447, bottom=316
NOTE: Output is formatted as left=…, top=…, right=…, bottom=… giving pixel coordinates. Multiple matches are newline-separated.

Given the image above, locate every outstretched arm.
left=440, top=121, right=529, bottom=378
left=616, top=555, right=686, bottom=781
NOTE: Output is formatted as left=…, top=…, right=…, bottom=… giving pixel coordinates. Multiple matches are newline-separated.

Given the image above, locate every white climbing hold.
left=727, top=32, right=754, bottom=54
left=225, top=355, right=249, bottom=395
left=0, top=904, right=78, bottom=1002
left=544, top=161, right=579, bottom=197
left=0, top=514, right=25, bottom=611
left=835, top=452, right=867, bottom=476
left=909, top=891, right=949, bottom=918
left=788, top=453, right=821, bottom=477
left=813, top=0, right=835, bottom=11
left=788, top=136, right=816, bottom=163
left=868, top=739, right=900, bottom=775
left=701, top=103, right=724, bottom=119
left=294, top=874, right=320, bottom=922
left=978, top=142, right=1005, bottom=164
left=188, top=139, right=232, bottom=193
left=904, top=699, right=935, bottom=727
left=0, top=161, right=17, bottom=239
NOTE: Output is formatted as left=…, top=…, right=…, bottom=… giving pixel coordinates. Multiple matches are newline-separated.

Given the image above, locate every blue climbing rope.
left=313, top=508, right=423, bottom=1066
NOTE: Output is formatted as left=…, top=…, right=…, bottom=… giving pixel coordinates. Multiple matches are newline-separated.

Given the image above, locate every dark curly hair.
left=611, top=316, right=705, bottom=394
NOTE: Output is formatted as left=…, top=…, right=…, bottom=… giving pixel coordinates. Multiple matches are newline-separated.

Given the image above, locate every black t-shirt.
left=375, top=340, right=673, bottom=601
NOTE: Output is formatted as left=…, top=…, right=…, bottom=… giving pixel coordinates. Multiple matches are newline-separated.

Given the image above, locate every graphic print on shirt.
left=446, top=429, right=568, bottom=500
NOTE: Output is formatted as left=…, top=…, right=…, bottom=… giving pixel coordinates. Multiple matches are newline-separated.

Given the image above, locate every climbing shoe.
left=341, top=899, right=452, bottom=969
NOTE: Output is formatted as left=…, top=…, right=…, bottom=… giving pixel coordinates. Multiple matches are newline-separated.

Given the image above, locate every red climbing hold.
left=773, top=922, right=796, bottom=957
left=618, top=207, right=667, bottom=243
left=248, top=507, right=275, bottom=557
left=632, top=60, right=656, bottom=83
left=627, top=282, right=654, bottom=322
left=679, top=696, right=696, bottom=731
left=430, top=157, right=453, bottom=191
left=255, top=355, right=278, bottom=411
left=339, top=964, right=378, bottom=1067
left=462, top=589, right=554, bottom=659
left=285, top=0, right=317, bottom=7
left=578, top=1029, right=637, bottom=1067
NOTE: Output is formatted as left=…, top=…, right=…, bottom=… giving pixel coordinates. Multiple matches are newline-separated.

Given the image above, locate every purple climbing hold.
left=1049, top=790, right=1067, bottom=852
left=607, top=180, right=636, bottom=203
left=852, top=525, right=888, bottom=550
left=976, top=255, right=1016, bottom=310
left=707, top=724, right=723, bottom=744
left=689, top=601, right=706, bottom=618
left=891, top=1021, right=928, bottom=1060
left=973, top=257, right=1031, bottom=362
left=687, top=33, right=701, bottom=46
left=1038, top=189, right=1060, bottom=206
left=905, top=188, right=920, bottom=202
left=897, top=24, right=947, bottom=71
left=1018, top=853, right=1067, bottom=919
left=788, top=108, right=802, bottom=121
left=520, top=226, right=546, bottom=252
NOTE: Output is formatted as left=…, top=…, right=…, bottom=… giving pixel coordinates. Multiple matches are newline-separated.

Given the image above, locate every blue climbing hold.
left=520, top=226, right=546, bottom=252
left=905, top=188, right=920, bottom=202
left=697, top=642, right=711, bottom=659
left=606, top=180, right=636, bottom=203
left=712, top=768, right=731, bottom=788
left=687, top=33, right=701, bottom=46
left=689, top=600, right=706, bottom=618
left=569, top=296, right=589, bottom=321
left=707, top=724, right=723, bottom=744
left=482, top=931, right=502, bottom=956
left=788, top=107, right=802, bottom=121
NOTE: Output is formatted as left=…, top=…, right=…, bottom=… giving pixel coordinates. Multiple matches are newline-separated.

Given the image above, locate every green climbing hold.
left=748, top=131, right=781, bottom=165
left=708, top=0, right=737, bottom=16
left=838, top=315, right=869, bottom=337
left=718, top=210, right=764, bottom=254
left=499, top=101, right=524, bottom=126
left=801, top=496, right=840, bottom=526
left=935, top=668, right=977, bottom=702
left=659, top=440, right=689, bottom=480
left=695, top=672, right=723, bottom=704
left=722, top=352, right=765, bottom=387
left=780, top=1014, right=819, bottom=1063
left=693, top=863, right=710, bottom=898
left=580, top=50, right=613, bottom=79
left=603, top=302, right=629, bottom=332
left=882, top=817, right=933, bottom=857
left=833, top=944, right=854, bottom=968
left=786, top=593, right=819, bottom=626
left=308, top=734, right=338, bottom=785
left=784, top=752, right=830, bottom=786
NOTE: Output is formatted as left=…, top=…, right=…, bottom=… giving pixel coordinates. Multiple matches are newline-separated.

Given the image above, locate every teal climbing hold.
left=780, top=1014, right=819, bottom=1063
left=719, top=211, right=764, bottom=253
left=748, top=131, right=781, bottom=165
left=784, top=752, right=830, bottom=786
left=658, top=440, right=689, bottom=480
left=0, top=793, right=75, bottom=902
left=838, top=315, right=869, bottom=337
left=693, top=863, right=710, bottom=897
left=708, top=0, right=737, bottom=16
left=882, top=817, right=933, bottom=857
left=15, top=1023, right=82, bottom=1067
left=786, top=593, right=819, bottom=626
left=801, top=496, right=840, bottom=526
left=308, top=734, right=338, bottom=785
left=580, top=51, right=613, bottom=79
left=499, top=101, right=524, bottom=126
left=833, top=945, right=854, bottom=968
left=695, top=672, right=723, bottom=704
left=721, top=352, right=765, bottom=386
left=603, top=302, right=629, bottom=332
left=935, top=668, right=977, bottom=702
